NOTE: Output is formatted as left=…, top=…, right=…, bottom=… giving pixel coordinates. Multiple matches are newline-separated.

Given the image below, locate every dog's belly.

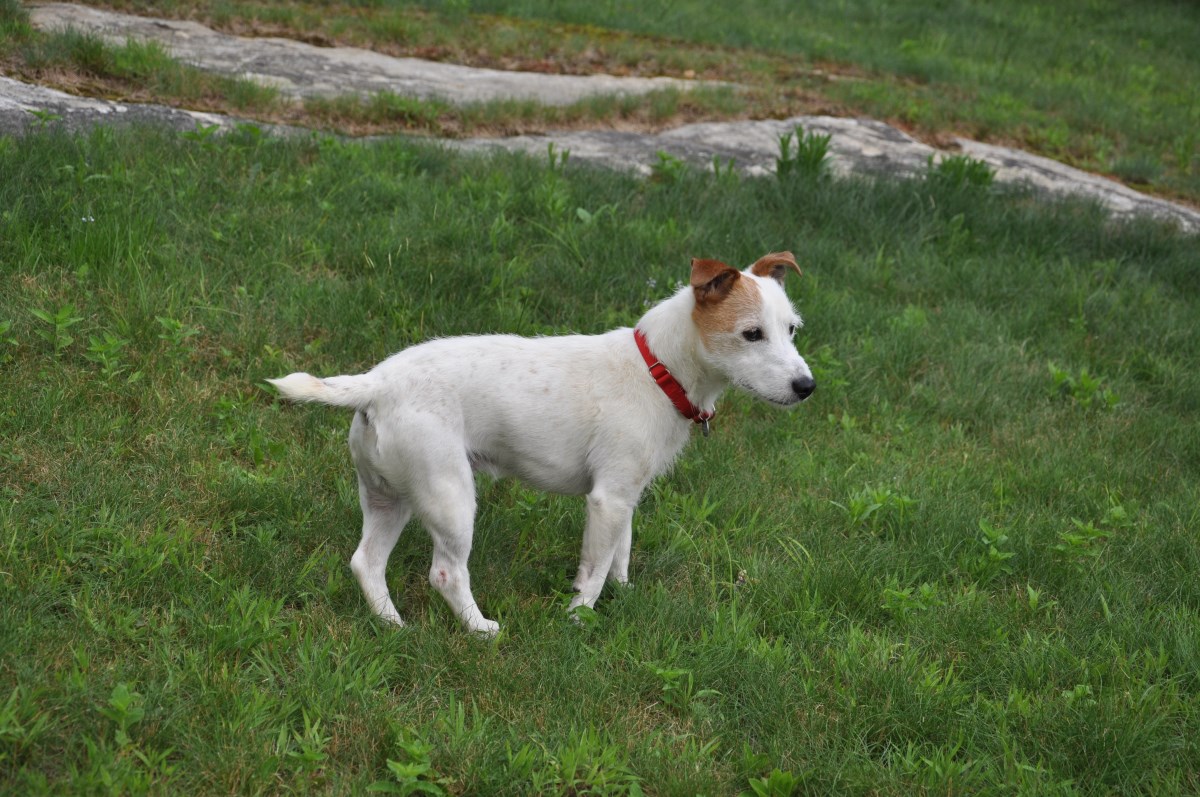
left=470, top=432, right=597, bottom=494
left=468, top=445, right=593, bottom=495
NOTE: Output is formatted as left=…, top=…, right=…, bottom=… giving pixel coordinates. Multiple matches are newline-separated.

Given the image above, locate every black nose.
left=792, top=376, right=816, bottom=401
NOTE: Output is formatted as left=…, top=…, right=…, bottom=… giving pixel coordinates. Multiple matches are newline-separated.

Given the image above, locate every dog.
left=268, top=252, right=814, bottom=636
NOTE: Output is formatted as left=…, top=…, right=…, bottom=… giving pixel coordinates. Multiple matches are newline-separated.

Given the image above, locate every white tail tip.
left=267, top=372, right=327, bottom=403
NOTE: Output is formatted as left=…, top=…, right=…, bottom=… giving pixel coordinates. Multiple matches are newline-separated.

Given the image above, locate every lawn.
left=3, top=0, right=1200, bottom=793
left=1, top=121, right=1197, bottom=793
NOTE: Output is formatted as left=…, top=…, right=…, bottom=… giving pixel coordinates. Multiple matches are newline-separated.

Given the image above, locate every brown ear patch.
left=692, top=270, right=762, bottom=345
left=690, top=258, right=741, bottom=307
left=750, top=251, right=801, bottom=284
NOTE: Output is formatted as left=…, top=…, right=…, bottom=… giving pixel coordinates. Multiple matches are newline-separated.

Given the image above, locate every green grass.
left=1, top=124, right=1198, bottom=794
left=301, top=84, right=746, bottom=137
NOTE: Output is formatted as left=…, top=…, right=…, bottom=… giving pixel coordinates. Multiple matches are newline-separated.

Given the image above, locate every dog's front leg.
left=607, top=523, right=632, bottom=586
left=570, top=486, right=637, bottom=612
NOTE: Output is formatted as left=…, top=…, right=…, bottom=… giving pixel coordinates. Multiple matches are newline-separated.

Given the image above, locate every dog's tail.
left=267, top=372, right=375, bottom=410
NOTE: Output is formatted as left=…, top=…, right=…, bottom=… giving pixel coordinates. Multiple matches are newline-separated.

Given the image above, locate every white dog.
left=269, top=252, right=814, bottom=636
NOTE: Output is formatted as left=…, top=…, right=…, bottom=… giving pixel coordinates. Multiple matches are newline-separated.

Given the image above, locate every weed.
left=881, top=579, right=943, bottom=619
left=1048, top=363, right=1119, bottom=409
left=546, top=141, right=570, bottom=172
left=651, top=150, right=688, bottom=183
left=545, top=729, right=641, bottom=795
left=776, top=126, right=831, bottom=180
left=284, top=711, right=331, bottom=776
left=1053, top=518, right=1111, bottom=570
left=807, top=345, right=848, bottom=392
left=927, top=154, right=994, bottom=190
left=968, top=519, right=1015, bottom=583
left=1060, top=683, right=1096, bottom=708
left=1020, top=583, right=1056, bottom=617
left=834, top=485, right=916, bottom=533
left=30, top=303, right=83, bottom=356
left=97, top=683, right=145, bottom=748
left=710, top=154, right=739, bottom=184
left=646, top=663, right=720, bottom=715
left=85, top=332, right=138, bottom=381
left=156, top=315, right=201, bottom=354
left=742, top=767, right=803, bottom=796
left=569, top=603, right=601, bottom=629
left=181, top=122, right=220, bottom=146
left=26, top=108, right=61, bottom=130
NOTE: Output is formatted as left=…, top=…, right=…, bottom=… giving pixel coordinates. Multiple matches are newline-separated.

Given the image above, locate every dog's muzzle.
left=792, top=376, right=816, bottom=402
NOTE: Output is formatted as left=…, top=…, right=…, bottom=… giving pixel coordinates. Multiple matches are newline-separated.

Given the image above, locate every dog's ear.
left=750, top=251, right=802, bottom=285
left=690, top=258, right=741, bottom=306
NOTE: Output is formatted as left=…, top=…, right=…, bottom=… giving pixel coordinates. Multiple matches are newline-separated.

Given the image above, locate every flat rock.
left=954, top=138, right=1199, bottom=231
left=0, top=75, right=243, bottom=136
left=452, top=119, right=1200, bottom=233
left=29, top=3, right=709, bottom=106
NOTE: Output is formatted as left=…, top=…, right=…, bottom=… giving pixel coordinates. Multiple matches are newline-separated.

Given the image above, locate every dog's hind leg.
left=350, top=479, right=412, bottom=627
left=414, top=458, right=499, bottom=638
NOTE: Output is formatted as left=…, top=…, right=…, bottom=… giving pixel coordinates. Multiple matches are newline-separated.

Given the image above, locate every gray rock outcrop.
left=29, top=3, right=711, bottom=106
left=5, top=3, right=1196, bottom=233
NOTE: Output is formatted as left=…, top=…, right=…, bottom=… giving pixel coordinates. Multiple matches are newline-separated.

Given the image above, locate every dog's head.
left=690, top=252, right=815, bottom=405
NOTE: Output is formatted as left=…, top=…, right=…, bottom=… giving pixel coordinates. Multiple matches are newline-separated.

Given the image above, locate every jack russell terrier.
left=269, top=252, right=814, bottom=636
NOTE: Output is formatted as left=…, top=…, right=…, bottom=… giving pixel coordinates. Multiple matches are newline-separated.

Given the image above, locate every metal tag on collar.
left=700, top=417, right=711, bottom=437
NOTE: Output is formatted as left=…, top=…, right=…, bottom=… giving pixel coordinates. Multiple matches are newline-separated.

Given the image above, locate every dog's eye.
left=743, top=328, right=764, bottom=342
left=788, top=324, right=797, bottom=337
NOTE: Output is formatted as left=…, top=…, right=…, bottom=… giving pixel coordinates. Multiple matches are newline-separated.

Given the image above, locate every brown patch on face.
left=691, top=269, right=762, bottom=345
left=750, top=251, right=802, bottom=284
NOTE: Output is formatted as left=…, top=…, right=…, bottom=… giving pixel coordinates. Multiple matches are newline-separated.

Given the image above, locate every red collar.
left=633, top=328, right=715, bottom=434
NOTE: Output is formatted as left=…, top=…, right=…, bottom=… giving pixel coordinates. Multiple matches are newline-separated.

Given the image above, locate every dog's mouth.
left=737, top=381, right=808, bottom=407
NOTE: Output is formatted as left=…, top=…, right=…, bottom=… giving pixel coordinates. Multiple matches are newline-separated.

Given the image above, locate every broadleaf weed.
left=969, top=519, right=1016, bottom=583
left=834, top=485, right=916, bottom=533
left=85, top=331, right=136, bottom=381
left=742, top=767, right=803, bottom=797
left=646, top=663, right=719, bottom=715
left=156, top=315, right=200, bottom=354
left=651, top=150, right=688, bottom=183
left=97, top=683, right=145, bottom=748
left=285, top=711, right=331, bottom=775
left=1048, top=362, right=1119, bottom=409
left=31, top=303, right=83, bottom=356
left=881, top=579, right=943, bottom=619
left=1054, top=518, right=1112, bottom=570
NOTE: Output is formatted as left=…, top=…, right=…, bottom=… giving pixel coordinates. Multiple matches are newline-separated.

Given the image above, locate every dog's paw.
left=470, top=618, right=501, bottom=639
left=379, top=611, right=406, bottom=628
